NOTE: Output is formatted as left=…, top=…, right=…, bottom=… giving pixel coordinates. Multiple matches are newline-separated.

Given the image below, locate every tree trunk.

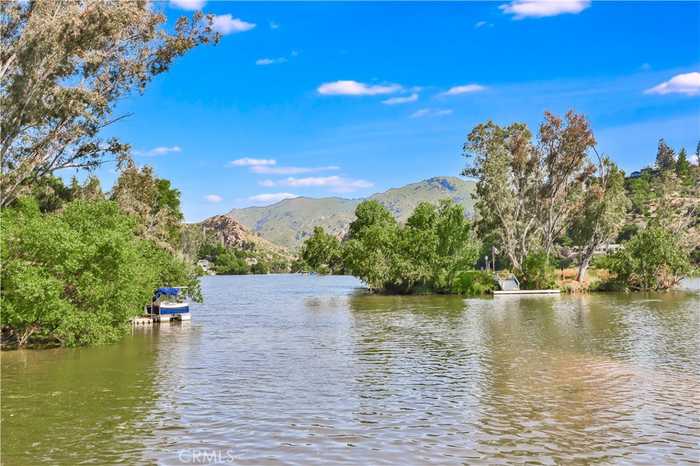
left=577, top=253, right=592, bottom=282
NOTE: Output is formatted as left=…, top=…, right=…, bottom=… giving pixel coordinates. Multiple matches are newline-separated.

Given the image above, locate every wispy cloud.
left=250, top=165, right=340, bottom=175
left=440, top=84, right=486, bottom=96
left=645, top=72, right=700, bottom=96
left=256, top=57, right=288, bottom=66
left=212, top=14, right=255, bottom=35
left=474, top=20, right=493, bottom=28
left=248, top=193, right=299, bottom=204
left=136, top=145, right=182, bottom=156
left=500, top=0, right=591, bottom=19
left=259, top=179, right=276, bottom=187
left=169, top=0, right=206, bottom=10
left=229, top=158, right=276, bottom=166
left=382, top=93, right=419, bottom=105
left=410, top=108, right=453, bottom=118
left=205, top=194, right=223, bottom=203
left=264, top=176, right=373, bottom=193
left=269, top=21, right=280, bottom=30
left=317, top=80, right=402, bottom=96
left=230, top=158, right=339, bottom=175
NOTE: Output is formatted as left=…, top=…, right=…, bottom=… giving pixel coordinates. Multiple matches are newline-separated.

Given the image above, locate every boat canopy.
left=154, top=287, right=181, bottom=299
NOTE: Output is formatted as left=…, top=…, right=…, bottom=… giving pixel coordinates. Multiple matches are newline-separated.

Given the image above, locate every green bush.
left=605, top=226, right=690, bottom=291
left=1, top=198, right=200, bottom=347
left=517, top=251, right=557, bottom=290
left=452, top=270, right=495, bottom=295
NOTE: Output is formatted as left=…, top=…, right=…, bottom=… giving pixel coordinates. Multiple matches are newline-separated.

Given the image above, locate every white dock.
left=493, top=289, right=561, bottom=295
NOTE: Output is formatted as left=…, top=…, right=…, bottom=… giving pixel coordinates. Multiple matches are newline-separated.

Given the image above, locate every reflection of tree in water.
left=1, top=333, right=160, bottom=465
left=472, top=293, right=700, bottom=463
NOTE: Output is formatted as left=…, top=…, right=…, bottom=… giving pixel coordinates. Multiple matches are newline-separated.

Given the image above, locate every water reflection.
left=1, top=335, right=160, bottom=465
left=1, top=275, right=699, bottom=465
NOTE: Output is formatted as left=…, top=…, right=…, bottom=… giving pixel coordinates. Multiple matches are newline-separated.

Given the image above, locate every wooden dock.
left=493, top=289, right=561, bottom=295
left=131, top=316, right=155, bottom=326
left=131, top=314, right=191, bottom=326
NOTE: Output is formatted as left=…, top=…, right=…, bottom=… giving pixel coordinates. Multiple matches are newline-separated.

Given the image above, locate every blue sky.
left=94, top=1, right=700, bottom=222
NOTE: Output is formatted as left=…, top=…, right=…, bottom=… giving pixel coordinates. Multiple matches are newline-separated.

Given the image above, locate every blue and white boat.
left=146, top=287, right=191, bottom=322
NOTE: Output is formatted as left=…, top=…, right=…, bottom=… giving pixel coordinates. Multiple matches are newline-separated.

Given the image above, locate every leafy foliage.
left=452, top=270, right=496, bottom=295
left=463, top=110, right=596, bottom=271
left=517, top=251, right=557, bottom=290
left=0, top=1, right=217, bottom=206
left=604, top=227, right=691, bottom=291
left=570, top=158, right=629, bottom=281
left=1, top=198, right=200, bottom=347
left=111, top=163, right=184, bottom=248
left=340, top=200, right=481, bottom=294
left=299, top=226, right=343, bottom=274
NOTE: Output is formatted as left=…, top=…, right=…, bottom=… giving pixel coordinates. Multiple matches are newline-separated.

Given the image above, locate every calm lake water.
left=2, top=275, right=700, bottom=465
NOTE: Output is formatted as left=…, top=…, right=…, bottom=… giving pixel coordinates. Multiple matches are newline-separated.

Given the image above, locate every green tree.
left=111, top=162, right=184, bottom=248
left=537, top=111, right=597, bottom=258
left=655, top=138, right=676, bottom=171
left=1, top=0, right=217, bottom=206
left=300, top=226, right=343, bottom=274
left=342, top=200, right=480, bottom=294
left=343, top=201, right=399, bottom=291
left=214, top=251, right=248, bottom=275
left=605, top=226, right=690, bottom=291
left=1, top=198, right=200, bottom=347
left=347, top=200, right=397, bottom=239
left=463, top=110, right=596, bottom=270
left=571, top=158, right=629, bottom=281
left=517, top=250, right=557, bottom=290
left=676, top=148, right=691, bottom=179
left=463, top=120, right=539, bottom=271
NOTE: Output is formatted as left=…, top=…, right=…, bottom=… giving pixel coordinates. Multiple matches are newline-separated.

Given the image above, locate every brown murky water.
left=2, top=275, right=699, bottom=465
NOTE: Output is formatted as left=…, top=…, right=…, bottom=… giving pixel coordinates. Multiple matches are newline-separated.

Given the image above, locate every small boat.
left=146, top=287, right=191, bottom=322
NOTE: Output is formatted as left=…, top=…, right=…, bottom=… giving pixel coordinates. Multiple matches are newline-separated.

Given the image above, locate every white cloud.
left=250, top=165, right=340, bottom=175
left=317, top=80, right=402, bottom=96
left=500, top=0, right=591, bottom=19
left=212, top=14, right=255, bottom=35
left=644, top=72, right=700, bottom=96
left=229, top=158, right=276, bottom=167
left=474, top=20, right=493, bottom=28
left=382, top=93, right=419, bottom=105
left=690, top=154, right=699, bottom=166
left=205, top=194, right=223, bottom=203
left=256, top=57, right=288, bottom=66
left=410, top=108, right=453, bottom=118
left=269, top=21, right=280, bottom=29
left=276, top=176, right=373, bottom=193
left=136, top=145, right=182, bottom=156
left=248, top=193, right=299, bottom=204
left=170, top=0, right=206, bottom=10
left=440, top=84, right=487, bottom=96
left=259, top=179, right=276, bottom=187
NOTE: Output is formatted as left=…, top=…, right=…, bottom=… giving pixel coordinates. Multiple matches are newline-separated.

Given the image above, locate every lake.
left=2, top=275, right=699, bottom=465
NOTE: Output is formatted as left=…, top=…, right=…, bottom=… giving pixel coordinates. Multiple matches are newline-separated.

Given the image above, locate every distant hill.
left=181, top=214, right=293, bottom=263
left=223, top=176, right=476, bottom=250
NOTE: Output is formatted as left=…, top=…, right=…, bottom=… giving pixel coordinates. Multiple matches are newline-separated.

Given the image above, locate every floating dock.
left=131, top=314, right=190, bottom=326
left=493, top=289, right=561, bottom=295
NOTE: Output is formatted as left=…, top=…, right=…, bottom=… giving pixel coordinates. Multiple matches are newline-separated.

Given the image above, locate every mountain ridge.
left=219, top=176, right=476, bottom=250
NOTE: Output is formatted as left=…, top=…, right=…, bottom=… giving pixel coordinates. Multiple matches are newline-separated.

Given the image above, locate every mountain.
left=181, top=214, right=292, bottom=262
left=224, top=176, right=476, bottom=250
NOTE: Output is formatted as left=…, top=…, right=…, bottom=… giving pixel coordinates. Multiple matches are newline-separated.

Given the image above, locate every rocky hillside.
left=181, top=214, right=292, bottom=261
left=225, top=176, right=476, bottom=250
